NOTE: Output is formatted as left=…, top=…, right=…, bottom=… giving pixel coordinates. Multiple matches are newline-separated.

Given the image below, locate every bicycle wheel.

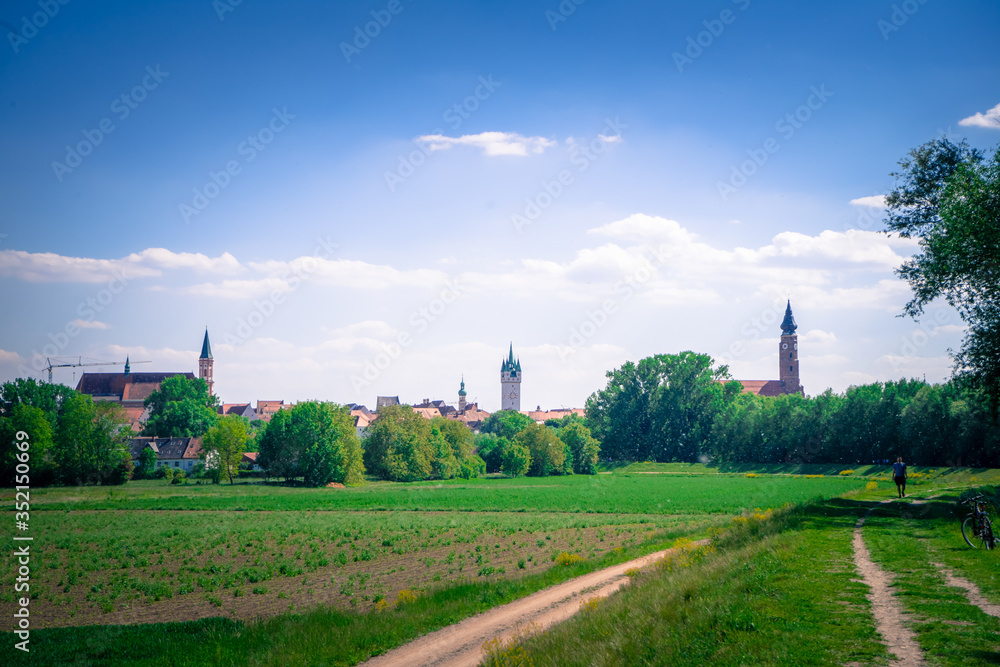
left=962, top=515, right=985, bottom=548
left=984, top=518, right=995, bottom=551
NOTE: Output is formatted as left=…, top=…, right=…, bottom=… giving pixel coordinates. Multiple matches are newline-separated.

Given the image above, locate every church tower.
left=779, top=301, right=802, bottom=395
left=199, top=328, right=214, bottom=396
left=458, top=376, right=467, bottom=413
left=500, top=343, right=522, bottom=411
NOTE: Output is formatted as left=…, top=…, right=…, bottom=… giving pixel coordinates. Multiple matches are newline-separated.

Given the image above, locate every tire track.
left=360, top=541, right=707, bottom=667
left=852, top=501, right=925, bottom=666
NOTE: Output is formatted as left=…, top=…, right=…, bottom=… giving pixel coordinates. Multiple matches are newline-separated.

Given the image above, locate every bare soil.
left=933, top=562, right=1000, bottom=619
left=360, top=541, right=707, bottom=667
left=852, top=501, right=925, bottom=666
left=25, top=522, right=653, bottom=629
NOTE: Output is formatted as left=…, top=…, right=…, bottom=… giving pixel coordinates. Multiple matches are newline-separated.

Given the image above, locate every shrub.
left=553, top=552, right=585, bottom=566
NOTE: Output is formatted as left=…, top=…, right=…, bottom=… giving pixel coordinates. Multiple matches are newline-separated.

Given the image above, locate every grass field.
left=2, top=466, right=998, bottom=666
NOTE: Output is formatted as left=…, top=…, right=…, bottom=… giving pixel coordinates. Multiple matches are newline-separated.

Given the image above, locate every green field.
left=2, top=467, right=998, bottom=666
left=24, top=471, right=867, bottom=513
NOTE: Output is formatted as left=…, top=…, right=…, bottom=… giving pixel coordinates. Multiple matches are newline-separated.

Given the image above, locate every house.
left=448, top=402, right=490, bottom=431
left=413, top=398, right=457, bottom=417
left=350, top=409, right=375, bottom=439
left=411, top=406, right=442, bottom=420
left=241, top=451, right=262, bottom=471
left=376, top=396, right=400, bottom=411
left=218, top=403, right=259, bottom=421
left=256, top=400, right=290, bottom=422
left=128, top=437, right=203, bottom=472
left=524, top=407, right=586, bottom=424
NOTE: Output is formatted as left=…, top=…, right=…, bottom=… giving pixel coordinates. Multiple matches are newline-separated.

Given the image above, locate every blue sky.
left=1, top=0, right=998, bottom=410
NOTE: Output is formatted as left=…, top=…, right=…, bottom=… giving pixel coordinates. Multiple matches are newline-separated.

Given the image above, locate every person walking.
left=892, top=457, right=907, bottom=498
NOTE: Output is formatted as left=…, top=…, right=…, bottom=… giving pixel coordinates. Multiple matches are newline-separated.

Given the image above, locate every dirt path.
left=852, top=501, right=925, bottom=666
left=933, top=563, right=1000, bottom=619
left=360, top=541, right=706, bottom=667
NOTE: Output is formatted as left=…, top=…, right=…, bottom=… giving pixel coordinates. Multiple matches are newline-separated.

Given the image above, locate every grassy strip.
left=0, top=524, right=705, bottom=666
left=19, top=474, right=867, bottom=514
left=484, top=499, right=889, bottom=666
left=861, top=491, right=1000, bottom=666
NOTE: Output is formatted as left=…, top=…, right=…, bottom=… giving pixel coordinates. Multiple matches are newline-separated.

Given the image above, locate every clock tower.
left=778, top=301, right=802, bottom=395
left=500, top=343, right=522, bottom=411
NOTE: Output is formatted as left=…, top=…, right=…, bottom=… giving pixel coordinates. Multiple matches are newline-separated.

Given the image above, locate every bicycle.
left=960, top=494, right=995, bottom=550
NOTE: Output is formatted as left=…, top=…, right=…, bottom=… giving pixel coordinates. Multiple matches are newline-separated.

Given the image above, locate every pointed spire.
left=124, top=356, right=130, bottom=377
left=200, top=328, right=213, bottom=359
left=458, top=375, right=467, bottom=396
left=780, top=300, right=798, bottom=335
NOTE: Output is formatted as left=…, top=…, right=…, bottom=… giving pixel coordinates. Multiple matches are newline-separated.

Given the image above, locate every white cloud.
left=799, top=329, right=838, bottom=345
left=415, top=131, right=557, bottom=156
left=127, top=248, right=243, bottom=274
left=0, top=249, right=159, bottom=283
left=249, top=257, right=448, bottom=290
left=69, top=319, right=110, bottom=330
left=0, top=349, right=24, bottom=364
left=0, top=248, right=243, bottom=283
left=958, top=102, right=1000, bottom=129
left=186, top=278, right=294, bottom=299
left=849, top=195, right=887, bottom=208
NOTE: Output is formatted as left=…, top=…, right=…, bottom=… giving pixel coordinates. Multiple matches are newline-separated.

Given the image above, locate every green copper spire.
left=458, top=376, right=467, bottom=396
left=200, top=328, right=213, bottom=359
left=780, top=300, right=798, bottom=336
left=124, top=356, right=130, bottom=377
left=501, top=343, right=522, bottom=375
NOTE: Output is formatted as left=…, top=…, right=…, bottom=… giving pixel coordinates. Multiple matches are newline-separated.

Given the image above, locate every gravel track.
left=360, top=541, right=707, bottom=667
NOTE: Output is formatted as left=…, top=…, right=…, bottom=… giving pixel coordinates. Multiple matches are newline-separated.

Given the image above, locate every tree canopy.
left=202, top=415, right=249, bottom=484
left=479, top=409, right=535, bottom=440
left=884, top=139, right=1000, bottom=416
left=585, top=352, right=736, bottom=462
left=142, top=375, right=219, bottom=437
left=258, top=402, right=365, bottom=486
left=1, top=378, right=133, bottom=486
left=362, top=405, right=482, bottom=482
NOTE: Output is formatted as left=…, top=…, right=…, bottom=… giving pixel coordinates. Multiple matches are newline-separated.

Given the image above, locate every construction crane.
left=44, top=357, right=151, bottom=384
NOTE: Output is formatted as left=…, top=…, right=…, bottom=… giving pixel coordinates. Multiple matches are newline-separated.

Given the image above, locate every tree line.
left=585, top=352, right=1000, bottom=467
left=0, top=378, right=133, bottom=486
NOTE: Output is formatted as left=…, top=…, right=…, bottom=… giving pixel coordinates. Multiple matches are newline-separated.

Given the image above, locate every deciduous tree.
left=202, top=415, right=249, bottom=484
left=142, top=376, right=219, bottom=437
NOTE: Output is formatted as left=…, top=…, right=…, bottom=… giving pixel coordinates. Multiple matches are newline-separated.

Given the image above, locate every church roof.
left=780, top=301, right=798, bottom=336
left=77, top=372, right=195, bottom=401
left=735, top=380, right=790, bottom=397
left=200, top=329, right=213, bottom=359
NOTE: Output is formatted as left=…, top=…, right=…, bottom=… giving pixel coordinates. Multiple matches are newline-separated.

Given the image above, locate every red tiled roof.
left=77, top=372, right=195, bottom=398
left=524, top=408, right=585, bottom=422
left=412, top=407, right=442, bottom=420
left=735, top=380, right=787, bottom=397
